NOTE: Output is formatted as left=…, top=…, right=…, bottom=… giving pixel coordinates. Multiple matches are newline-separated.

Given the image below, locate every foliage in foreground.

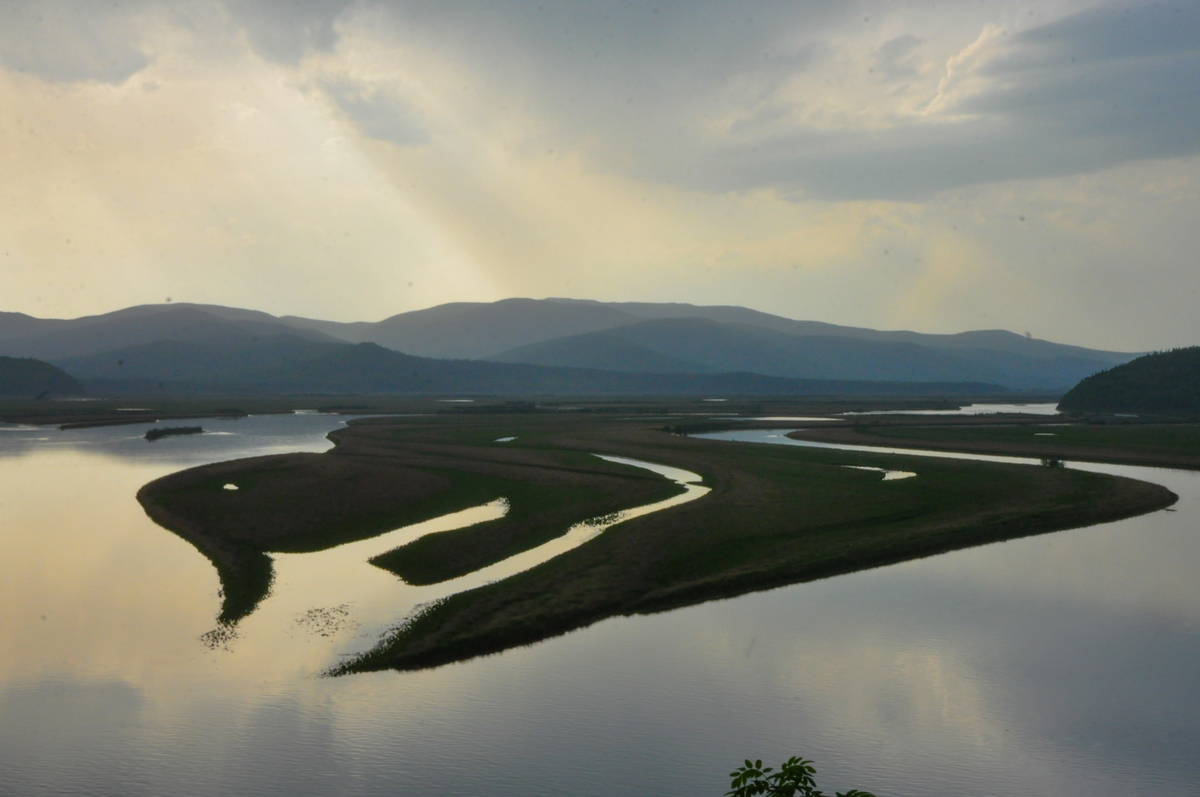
left=726, top=757, right=875, bottom=797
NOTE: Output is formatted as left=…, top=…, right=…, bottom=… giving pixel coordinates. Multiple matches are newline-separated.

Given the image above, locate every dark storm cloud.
left=4, top=0, right=1197, bottom=199
left=647, top=1, right=1200, bottom=200
left=298, top=0, right=1200, bottom=200
left=965, top=3, right=1200, bottom=164
left=1006, top=1, right=1200, bottom=64
left=875, top=34, right=923, bottom=79
left=227, top=0, right=851, bottom=135
left=322, top=78, right=429, bottom=146
left=0, top=0, right=151, bottom=83
left=224, top=0, right=356, bottom=64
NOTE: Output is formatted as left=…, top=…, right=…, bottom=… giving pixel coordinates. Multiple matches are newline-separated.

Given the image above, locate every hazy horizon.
left=2, top=0, right=1197, bottom=351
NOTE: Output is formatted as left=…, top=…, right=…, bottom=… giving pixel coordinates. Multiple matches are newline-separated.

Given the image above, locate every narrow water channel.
left=229, top=453, right=707, bottom=664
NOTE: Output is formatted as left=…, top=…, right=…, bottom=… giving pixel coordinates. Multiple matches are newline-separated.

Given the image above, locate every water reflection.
left=223, top=501, right=510, bottom=659
left=0, top=418, right=1197, bottom=796
left=841, top=402, right=1061, bottom=416
left=733, top=416, right=838, bottom=422
left=0, top=413, right=354, bottom=464
left=217, top=454, right=706, bottom=663
left=699, top=428, right=1200, bottom=623
left=843, top=465, right=916, bottom=481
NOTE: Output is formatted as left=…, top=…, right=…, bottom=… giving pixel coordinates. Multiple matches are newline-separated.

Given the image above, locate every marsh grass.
left=370, top=473, right=682, bottom=585
left=329, top=416, right=1175, bottom=673
left=138, top=424, right=682, bottom=625
left=134, top=408, right=1177, bottom=667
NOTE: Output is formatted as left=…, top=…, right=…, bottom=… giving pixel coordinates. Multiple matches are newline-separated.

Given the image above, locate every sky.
left=1, top=0, right=1197, bottom=351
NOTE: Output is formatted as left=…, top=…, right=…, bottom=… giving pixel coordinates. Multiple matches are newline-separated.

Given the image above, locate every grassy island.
left=0, top=356, right=83, bottom=397
left=137, top=419, right=684, bottom=624
left=145, top=425, right=204, bottom=441
left=134, top=405, right=1178, bottom=672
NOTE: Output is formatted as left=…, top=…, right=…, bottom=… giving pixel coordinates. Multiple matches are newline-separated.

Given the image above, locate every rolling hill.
left=278, top=298, right=1136, bottom=370
left=487, top=316, right=1124, bottom=390
left=1058, top=347, right=1200, bottom=414
left=0, top=357, right=83, bottom=397
left=0, top=304, right=340, bottom=361
left=279, top=299, right=643, bottom=359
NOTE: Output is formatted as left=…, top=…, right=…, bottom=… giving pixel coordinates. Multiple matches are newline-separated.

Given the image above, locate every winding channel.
left=240, top=428, right=1146, bottom=664
left=694, top=426, right=1179, bottom=489
left=696, top=427, right=1102, bottom=468
left=228, top=454, right=708, bottom=662
left=209, top=423, right=1173, bottom=671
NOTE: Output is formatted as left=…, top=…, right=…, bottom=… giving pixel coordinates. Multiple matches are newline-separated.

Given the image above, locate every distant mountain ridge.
left=0, top=299, right=1140, bottom=393
left=61, top=339, right=1004, bottom=397
left=274, top=297, right=1132, bottom=364
left=279, top=300, right=643, bottom=359
left=485, top=316, right=1124, bottom=390
left=0, top=304, right=339, bottom=361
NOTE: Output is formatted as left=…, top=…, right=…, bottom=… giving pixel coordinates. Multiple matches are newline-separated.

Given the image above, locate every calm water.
left=841, top=402, right=1062, bottom=416
left=1, top=416, right=1197, bottom=796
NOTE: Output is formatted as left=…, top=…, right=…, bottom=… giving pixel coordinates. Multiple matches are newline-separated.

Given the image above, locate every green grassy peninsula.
left=136, top=410, right=1177, bottom=671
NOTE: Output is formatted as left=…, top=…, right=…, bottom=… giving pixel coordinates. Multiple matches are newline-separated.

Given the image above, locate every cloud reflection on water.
left=0, top=418, right=1198, bottom=795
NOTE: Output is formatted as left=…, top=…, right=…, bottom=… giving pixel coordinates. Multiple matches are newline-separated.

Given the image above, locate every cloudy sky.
left=1, top=0, right=1197, bottom=350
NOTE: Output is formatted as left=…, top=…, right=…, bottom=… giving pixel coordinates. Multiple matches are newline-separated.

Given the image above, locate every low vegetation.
left=137, top=429, right=681, bottom=624
left=134, top=408, right=1176, bottom=671
left=145, top=425, right=204, bottom=441
left=726, top=756, right=874, bottom=797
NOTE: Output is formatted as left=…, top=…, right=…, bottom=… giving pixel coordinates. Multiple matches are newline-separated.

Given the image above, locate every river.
left=0, top=415, right=1196, bottom=796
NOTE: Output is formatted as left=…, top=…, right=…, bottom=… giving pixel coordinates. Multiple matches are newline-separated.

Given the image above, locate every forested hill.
left=62, top=339, right=1005, bottom=397
left=0, top=357, right=84, bottom=397
left=1058, top=347, right=1200, bottom=414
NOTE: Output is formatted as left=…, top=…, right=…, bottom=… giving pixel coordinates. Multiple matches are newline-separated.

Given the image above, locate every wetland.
left=135, top=407, right=1173, bottom=673
left=2, top=399, right=1198, bottom=795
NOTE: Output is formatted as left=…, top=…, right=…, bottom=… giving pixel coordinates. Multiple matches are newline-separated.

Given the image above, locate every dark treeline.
left=145, top=426, right=204, bottom=441
left=0, top=356, right=83, bottom=397
left=1058, top=347, right=1200, bottom=414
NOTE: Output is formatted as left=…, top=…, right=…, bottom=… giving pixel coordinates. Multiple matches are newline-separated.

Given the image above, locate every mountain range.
left=0, top=299, right=1139, bottom=395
